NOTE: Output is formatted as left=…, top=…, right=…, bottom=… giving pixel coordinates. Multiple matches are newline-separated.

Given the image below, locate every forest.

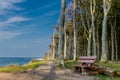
left=45, top=0, right=120, bottom=65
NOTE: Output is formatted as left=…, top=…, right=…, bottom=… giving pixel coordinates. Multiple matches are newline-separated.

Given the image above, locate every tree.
left=100, top=0, right=111, bottom=62
left=90, top=0, right=96, bottom=56
left=63, top=23, right=67, bottom=59
left=57, top=0, right=66, bottom=67
left=73, top=0, right=77, bottom=60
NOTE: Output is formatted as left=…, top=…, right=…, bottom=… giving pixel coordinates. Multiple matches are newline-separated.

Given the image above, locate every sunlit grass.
left=64, top=60, right=120, bottom=80
left=64, top=60, right=77, bottom=68
left=55, top=60, right=77, bottom=69
left=97, top=62, right=120, bottom=75
left=95, top=62, right=120, bottom=80
left=0, top=60, right=47, bottom=72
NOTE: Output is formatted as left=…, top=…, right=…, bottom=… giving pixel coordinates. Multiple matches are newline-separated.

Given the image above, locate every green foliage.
left=63, top=61, right=120, bottom=80
left=0, top=60, right=47, bottom=72
left=97, top=74, right=120, bottom=80
left=0, top=65, right=22, bottom=72
left=96, top=62, right=120, bottom=80
left=64, top=60, right=77, bottom=68
left=55, top=60, right=77, bottom=69
left=97, top=62, right=120, bottom=75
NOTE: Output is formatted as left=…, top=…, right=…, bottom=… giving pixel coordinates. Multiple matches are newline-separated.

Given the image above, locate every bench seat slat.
left=78, top=60, right=95, bottom=63
left=78, top=56, right=96, bottom=64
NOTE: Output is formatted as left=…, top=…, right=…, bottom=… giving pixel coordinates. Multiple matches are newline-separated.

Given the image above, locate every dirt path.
left=0, top=61, right=98, bottom=80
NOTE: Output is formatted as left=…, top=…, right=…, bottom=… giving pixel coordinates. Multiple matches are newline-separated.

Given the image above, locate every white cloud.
left=0, top=31, right=22, bottom=41
left=0, top=16, right=30, bottom=27
left=7, top=16, right=30, bottom=23
left=0, top=0, right=24, bottom=15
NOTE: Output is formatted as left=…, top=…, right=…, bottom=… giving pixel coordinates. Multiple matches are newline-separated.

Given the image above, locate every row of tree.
left=45, top=0, right=120, bottom=64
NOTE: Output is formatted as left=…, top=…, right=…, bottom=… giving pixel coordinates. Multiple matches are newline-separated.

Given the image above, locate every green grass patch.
left=64, top=60, right=120, bottom=80
left=96, top=62, right=120, bottom=80
left=55, top=60, right=77, bottom=69
left=97, top=62, right=120, bottom=75
left=64, top=60, right=77, bottom=68
left=0, top=60, right=47, bottom=72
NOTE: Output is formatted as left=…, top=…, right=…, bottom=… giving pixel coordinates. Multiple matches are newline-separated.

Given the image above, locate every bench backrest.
left=78, top=56, right=96, bottom=64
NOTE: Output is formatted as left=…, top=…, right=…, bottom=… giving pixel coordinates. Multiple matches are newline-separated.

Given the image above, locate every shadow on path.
left=42, top=62, right=56, bottom=80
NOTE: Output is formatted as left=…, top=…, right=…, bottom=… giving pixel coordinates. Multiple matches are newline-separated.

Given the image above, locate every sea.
left=0, top=57, right=39, bottom=66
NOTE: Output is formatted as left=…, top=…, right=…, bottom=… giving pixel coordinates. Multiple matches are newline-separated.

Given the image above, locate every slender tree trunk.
left=67, top=43, right=70, bottom=59
left=115, top=29, right=118, bottom=61
left=100, top=0, right=111, bottom=62
left=111, top=24, right=114, bottom=61
left=90, top=0, right=96, bottom=56
left=73, top=29, right=77, bottom=60
left=52, top=34, right=55, bottom=60
left=96, top=25, right=100, bottom=61
left=87, top=27, right=92, bottom=56
left=68, top=32, right=73, bottom=59
left=73, top=0, right=77, bottom=60
left=114, top=16, right=118, bottom=61
left=58, top=0, right=66, bottom=67
left=64, top=26, right=67, bottom=59
left=101, top=14, right=108, bottom=62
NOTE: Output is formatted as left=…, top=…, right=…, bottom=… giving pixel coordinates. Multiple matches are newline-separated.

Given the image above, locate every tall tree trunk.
left=115, top=29, right=118, bottom=61
left=68, top=32, right=73, bottom=59
left=101, top=14, right=108, bottom=62
left=111, top=23, right=114, bottom=61
left=90, top=0, right=96, bottom=56
left=73, top=0, right=77, bottom=60
left=73, top=29, right=77, bottom=60
left=87, top=27, right=92, bottom=56
left=64, top=26, right=67, bottom=59
left=100, top=0, right=111, bottom=62
left=58, top=0, right=66, bottom=67
left=96, top=25, right=100, bottom=61
left=114, top=16, right=118, bottom=61
left=52, top=34, right=55, bottom=60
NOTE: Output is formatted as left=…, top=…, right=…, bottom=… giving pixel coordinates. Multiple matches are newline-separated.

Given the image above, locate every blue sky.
left=0, top=0, right=61, bottom=57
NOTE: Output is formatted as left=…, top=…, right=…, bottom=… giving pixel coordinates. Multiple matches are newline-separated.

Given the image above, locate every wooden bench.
left=73, top=56, right=98, bottom=75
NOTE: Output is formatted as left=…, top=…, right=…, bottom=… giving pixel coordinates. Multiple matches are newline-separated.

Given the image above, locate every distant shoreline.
left=0, top=57, right=41, bottom=67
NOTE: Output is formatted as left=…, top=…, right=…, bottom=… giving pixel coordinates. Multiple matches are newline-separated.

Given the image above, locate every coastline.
left=0, top=57, right=41, bottom=67
left=0, top=60, right=97, bottom=80
left=31, top=57, right=44, bottom=61
left=0, top=57, right=46, bottom=73
left=0, top=58, right=98, bottom=80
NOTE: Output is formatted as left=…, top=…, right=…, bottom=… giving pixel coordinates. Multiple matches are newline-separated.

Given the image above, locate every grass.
left=97, top=62, right=120, bottom=74
left=64, top=60, right=120, bottom=80
left=3, top=59, right=117, bottom=79
left=96, top=62, right=120, bottom=80
left=64, top=60, right=77, bottom=68
left=0, top=60, right=47, bottom=72
left=54, top=60, right=77, bottom=69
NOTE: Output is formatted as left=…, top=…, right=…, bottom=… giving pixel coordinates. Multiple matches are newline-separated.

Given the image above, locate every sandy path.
left=0, top=62, right=98, bottom=80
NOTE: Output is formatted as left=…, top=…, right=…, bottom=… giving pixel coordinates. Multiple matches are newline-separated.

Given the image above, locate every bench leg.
left=81, top=68, right=89, bottom=76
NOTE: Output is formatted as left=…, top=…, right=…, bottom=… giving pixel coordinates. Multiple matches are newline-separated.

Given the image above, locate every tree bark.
left=115, top=28, right=118, bottom=61
left=87, top=27, right=92, bottom=56
left=96, top=25, right=100, bottom=61
left=58, top=0, right=66, bottom=67
left=90, top=0, right=96, bottom=56
left=73, top=0, right=77, bottom=60
left=52, top=34, right=55, bottom=60
left=110, top=23, right=114, bottom=61
left=64, top=26, right=67, bottom=59
left=100, top=0, right=111, bottom=62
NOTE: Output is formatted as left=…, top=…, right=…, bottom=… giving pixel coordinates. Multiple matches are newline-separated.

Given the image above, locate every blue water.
left=0, top=57, right=39, bottom=66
